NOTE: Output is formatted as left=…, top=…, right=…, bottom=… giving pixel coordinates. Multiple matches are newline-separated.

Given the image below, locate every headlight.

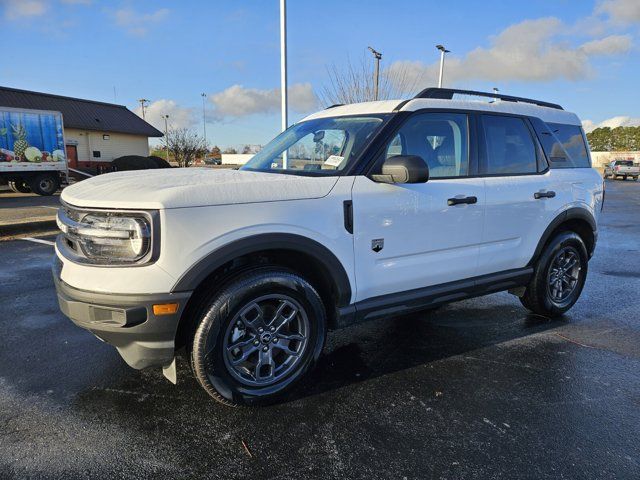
left=57, top=203, right=157, bottom=265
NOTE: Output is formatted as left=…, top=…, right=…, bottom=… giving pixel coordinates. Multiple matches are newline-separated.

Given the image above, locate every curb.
left=0, top=219, right=58, bottom=240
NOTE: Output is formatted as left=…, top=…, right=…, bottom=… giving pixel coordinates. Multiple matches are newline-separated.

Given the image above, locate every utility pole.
left=368, top=46, right=382, bottom=101
left=436, top=45, right=450, bottom=88
left=163, top=114, right=169, bottom=162
left=280, top=0, right=288, bottom=169
left=201, top=93, right=207, bottom=148
left=138, top=98, right=149, bottom=119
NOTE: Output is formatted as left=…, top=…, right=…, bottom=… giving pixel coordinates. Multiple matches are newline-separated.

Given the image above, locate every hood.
left=61, top=168, right=339, bottom=210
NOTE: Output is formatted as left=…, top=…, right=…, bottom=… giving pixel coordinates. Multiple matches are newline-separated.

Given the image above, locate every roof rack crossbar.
left=413, top=87, right=563, bottom=110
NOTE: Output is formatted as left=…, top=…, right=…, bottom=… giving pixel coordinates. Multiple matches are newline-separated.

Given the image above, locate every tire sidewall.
left=536, top=232, right=588, bottom=315
left=191, top=270, right=326, bottom=406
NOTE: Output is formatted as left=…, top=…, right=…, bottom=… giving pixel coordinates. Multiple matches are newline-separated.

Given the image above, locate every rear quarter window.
left=533, top=121, right=591, bottom=168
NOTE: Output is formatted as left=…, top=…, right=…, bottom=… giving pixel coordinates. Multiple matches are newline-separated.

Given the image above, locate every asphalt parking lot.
left=0, top=189, right=60, bottom=237
left=1, top=179, right=639, bottom=479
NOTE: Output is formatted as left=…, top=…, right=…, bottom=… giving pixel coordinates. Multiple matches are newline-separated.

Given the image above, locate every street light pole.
left=280, top=0, right=288, bottom=169
left=138, top=98, right=149, bottom=119
left=436, top=45, right=450, bottom=88
left=368, top=46, right=382, bottom=101
left=201, top=93, right=207, bottom=148
left=163, top=114, right=169, bottom=162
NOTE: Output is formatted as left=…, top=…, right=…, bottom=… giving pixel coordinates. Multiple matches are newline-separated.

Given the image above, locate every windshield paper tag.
left=324, top=155, right=344, bottom=167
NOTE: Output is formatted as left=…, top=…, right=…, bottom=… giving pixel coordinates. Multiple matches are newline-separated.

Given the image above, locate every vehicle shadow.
left=287, top=299, right=564, bottom=402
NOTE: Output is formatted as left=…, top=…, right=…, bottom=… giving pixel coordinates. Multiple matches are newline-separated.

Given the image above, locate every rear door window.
left=480, top=115, right=538, bottom=175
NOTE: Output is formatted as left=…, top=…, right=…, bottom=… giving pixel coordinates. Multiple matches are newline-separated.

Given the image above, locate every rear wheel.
left=623, top=175, right=628, bottom=181
left=190, top=269, right=327, bottom=406
left=28, top=173, right=59, bottom=196
left=520, top=231, right=588, bottom=317
left=8, top=180, right=31, bottom=193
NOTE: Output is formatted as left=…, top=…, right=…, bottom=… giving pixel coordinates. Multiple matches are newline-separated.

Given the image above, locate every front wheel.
left=634, top=176, right=639, bottom=181
left=520, top=231, right=588, bottom=317
left=8, top=179, right=31, bottom=193
left=190, top=269, right=327, bottom=406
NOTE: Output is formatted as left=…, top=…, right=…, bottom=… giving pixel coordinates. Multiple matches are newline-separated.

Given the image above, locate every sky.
left=2, top=0, right=640, bottom=148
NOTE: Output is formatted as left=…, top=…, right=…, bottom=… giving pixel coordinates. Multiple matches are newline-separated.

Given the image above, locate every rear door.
left=478, top=114, right=565, bottom=275
left=351, top=111, right=485, bottom=302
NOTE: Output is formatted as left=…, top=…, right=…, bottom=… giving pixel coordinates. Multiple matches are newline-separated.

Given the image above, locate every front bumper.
left=52, top=259, right=192, bottom=369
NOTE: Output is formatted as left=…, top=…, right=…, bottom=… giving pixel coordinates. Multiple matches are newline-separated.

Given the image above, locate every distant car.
left=204, top=155, right=222, bottom=165
left=604, top=160, right=639, bottom=181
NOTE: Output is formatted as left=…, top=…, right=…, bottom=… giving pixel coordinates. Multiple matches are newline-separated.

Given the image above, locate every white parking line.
left=40, top=206, right=59, bottom=210
left=21, top=237, right=55, bottom=246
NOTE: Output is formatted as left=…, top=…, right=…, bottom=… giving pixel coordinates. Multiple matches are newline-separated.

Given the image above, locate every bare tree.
left=318, top=55, right=423, bottom=107
left=163, top=129, right=206, bottom=168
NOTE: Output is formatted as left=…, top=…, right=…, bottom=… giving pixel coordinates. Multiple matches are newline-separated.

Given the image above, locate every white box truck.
left=0, top=107, right=68, bottom=196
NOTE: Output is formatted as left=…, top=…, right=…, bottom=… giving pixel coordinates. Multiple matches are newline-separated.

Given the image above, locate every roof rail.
left=413, top=87, right=563, bottom=110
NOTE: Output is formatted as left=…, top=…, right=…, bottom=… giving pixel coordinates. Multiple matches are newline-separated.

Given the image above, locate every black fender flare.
left=528, top=207, right=597, bottom=266
left=171, top=233, right=353, bottom=306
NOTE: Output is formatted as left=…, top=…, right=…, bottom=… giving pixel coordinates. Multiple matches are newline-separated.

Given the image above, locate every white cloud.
left=209, top=83, right=317, bottom=119
left=597, top=0, right=640, bottom=24
left=3, top=0, right=47, bottom=19
left=112, top=7, right=169, bottom=36
left=134, top=99, right=196, bottom=132
left=387, top=17, right=632, bottom=87
left=580, top=34, right=632, bottom=55
left=582, top=116, right=640, bottom=133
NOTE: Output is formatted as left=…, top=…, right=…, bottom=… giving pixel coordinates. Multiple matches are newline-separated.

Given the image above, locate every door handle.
left=534, top=191, right=556, bottom=199
left=447, top=196, right=478, bottom=206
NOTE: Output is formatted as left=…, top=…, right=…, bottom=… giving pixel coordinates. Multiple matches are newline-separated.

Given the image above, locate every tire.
left=28, top=173, right=59, bottom=196
left=623, top=175, right=627, bottom=181
left=634, top=176, right=638, bottom=181
left=520, top=231, right=588, bottom=317
left=8, top=180, right=31, bottom=193
left=190, top=269, right=327, bottom=406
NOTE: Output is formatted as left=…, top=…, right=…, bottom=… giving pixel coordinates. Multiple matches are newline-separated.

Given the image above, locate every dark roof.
left=0, top=86, right=163, bottom=137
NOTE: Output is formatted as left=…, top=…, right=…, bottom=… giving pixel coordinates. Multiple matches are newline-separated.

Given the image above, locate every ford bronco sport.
left=54, top=88, right=604, bottom=406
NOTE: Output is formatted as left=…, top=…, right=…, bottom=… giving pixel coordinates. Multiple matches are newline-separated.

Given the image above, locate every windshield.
left=241, top=115, right=389, bottom=175
left=615, top=160, right=634, bottom=166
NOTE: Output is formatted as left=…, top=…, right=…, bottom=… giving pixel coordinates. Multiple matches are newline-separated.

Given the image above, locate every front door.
left=351, top=112, right=484, bottom=302
left=65, top=145, right=78, bottom=169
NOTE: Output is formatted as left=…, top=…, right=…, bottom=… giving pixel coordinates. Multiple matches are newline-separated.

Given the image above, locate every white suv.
left=54, top=88, right=604, bottom=406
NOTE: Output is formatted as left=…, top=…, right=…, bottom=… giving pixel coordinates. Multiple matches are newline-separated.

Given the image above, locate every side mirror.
left=372, top=155, right=429, bottom=184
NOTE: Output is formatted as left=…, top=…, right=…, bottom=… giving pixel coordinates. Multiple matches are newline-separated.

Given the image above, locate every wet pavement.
left=1, top=179, right=639, bottom=479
